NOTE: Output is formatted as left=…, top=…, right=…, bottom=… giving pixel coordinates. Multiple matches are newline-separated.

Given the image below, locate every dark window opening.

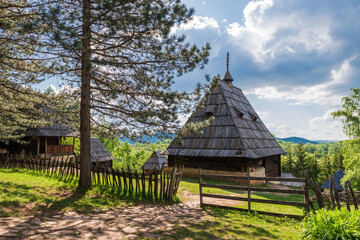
left=234, top=109, right=243, bottom=118
left=250, top=113, right=257, bottom=121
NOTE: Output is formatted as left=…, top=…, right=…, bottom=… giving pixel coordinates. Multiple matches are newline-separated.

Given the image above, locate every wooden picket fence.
left=0, top=153, right=184, bottom=201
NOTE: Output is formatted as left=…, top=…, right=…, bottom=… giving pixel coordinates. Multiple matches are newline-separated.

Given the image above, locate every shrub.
left=302, top=209, right=360, bottom=239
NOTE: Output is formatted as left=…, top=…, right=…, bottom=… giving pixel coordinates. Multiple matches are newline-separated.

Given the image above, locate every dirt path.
left=0, top=203, right=207, bottom=239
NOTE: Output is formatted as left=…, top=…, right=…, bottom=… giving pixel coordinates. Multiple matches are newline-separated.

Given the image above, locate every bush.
left=302, top=209, right=360, bottom=239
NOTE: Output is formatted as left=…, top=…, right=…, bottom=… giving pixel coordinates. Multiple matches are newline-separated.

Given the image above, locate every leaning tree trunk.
left=79, top=0, right=92, bottom=187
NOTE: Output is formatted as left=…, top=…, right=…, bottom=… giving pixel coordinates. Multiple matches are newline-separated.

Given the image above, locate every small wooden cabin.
left=90, top=138, right=115, bottom=167
left=321, top=169, right=345, bottom=194
left=141, top=151, right=168, bottom=172
left=167, top=53, right=285, bottom=177
left=0, top=122, right=76, bottom=157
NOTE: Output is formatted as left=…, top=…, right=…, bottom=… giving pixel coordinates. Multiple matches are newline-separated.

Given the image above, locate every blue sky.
left=39, top=0, right=360, bottom=141
left=169, top=0, right=360, bottom=141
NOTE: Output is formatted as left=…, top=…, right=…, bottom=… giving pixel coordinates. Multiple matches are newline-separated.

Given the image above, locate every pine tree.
left=281, top=146, right=294, bottom=173
left=332, top=146, right=344, bottom=171
left=25, top=0, right=210, bottom=187
left=319, top=151, right=332, bottom=184
left=0, top=0, right=59, bottom=143
left=293, top=142, right=308, bottom=177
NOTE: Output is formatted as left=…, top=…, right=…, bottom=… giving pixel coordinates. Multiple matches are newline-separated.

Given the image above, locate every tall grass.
left=302, top=209, right=360, bottom=239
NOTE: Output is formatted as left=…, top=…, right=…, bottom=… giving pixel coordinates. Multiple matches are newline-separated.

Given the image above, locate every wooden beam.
left=37, top=137, right=40, bottom=156
left=45, top=136, right=48, bottom=156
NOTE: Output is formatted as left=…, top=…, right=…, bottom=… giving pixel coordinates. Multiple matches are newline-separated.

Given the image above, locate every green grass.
left=149, top=207, right=302, bottom=239
left=0, top=168, right=165, bottom=217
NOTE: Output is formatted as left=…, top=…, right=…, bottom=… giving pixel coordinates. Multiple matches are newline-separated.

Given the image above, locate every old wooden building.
left=90, top=137, right=115, bottom=167
left=167, top=54, right=285, bottom=177
left=0, top=122, right=76, bottom=157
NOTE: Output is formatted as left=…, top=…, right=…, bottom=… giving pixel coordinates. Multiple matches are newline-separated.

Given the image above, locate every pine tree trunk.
left=79, top=0, right=92, bottom=187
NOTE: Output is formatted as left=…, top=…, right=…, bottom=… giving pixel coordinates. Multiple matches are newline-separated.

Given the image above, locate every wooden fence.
left=199, top=168, right=310, bottom=219
left=309, top=176, right=359, bottom=211
left=0, top=154, right=184, bottom=201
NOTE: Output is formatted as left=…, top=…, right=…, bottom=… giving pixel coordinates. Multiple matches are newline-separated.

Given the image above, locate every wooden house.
left=167, top=53, right=285, bottom=177
left=0, top=122, right=76, bottom=157
left=141, top=151, right=168, bottom=172
left=90, top=137, right=115, bottom=167
left=321, top=169, right=345, bottom=194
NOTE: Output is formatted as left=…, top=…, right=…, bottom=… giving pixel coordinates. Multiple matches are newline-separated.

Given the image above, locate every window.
left=249, top=113, right=257, bottom=121
left=234, top=108, right=243, bottom=118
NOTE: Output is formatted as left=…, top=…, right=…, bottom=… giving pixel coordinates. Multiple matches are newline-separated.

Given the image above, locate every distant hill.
left=277, top=137, right=320, bottom=145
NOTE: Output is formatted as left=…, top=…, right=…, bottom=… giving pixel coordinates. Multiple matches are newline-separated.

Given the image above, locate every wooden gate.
left=199, top=168, right=310, bottom=219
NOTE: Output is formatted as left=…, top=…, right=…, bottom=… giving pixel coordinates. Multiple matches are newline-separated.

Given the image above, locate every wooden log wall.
left=0, top=154, right=184, bottom=201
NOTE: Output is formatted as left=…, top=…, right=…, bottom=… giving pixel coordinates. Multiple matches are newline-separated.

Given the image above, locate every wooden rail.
left=199, top=168, right=310, bottom=219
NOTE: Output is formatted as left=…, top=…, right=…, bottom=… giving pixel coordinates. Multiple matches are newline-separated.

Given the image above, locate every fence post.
left=304, top=171, right=310, bottom=213
left=347, top=181, right=358, bottom=210
left=199, top=167, right=203, bottom=208
left=344, top=181, right=351, bottom=211
left=247, top=169, right=251, bottom=212
left=331, top=176, right=341, bottom=210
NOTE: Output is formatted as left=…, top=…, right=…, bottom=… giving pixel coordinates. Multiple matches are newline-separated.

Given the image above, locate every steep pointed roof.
left=167, top=79, right=285, bottom=159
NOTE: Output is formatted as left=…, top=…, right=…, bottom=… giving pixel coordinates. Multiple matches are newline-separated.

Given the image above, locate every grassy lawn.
left=0, top=168, right=137, bottom=217
left=152, top=207, right=302, bottom=239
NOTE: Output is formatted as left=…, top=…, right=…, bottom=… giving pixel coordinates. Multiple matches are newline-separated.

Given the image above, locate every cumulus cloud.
left=171, top=16, right=220, bottom=34
left=225, top=0, right=339, bottom=64
left=245, top=57, right=356, bottom=106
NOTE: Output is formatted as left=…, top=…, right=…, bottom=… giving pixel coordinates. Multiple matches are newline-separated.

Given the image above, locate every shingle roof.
left=23, top=106, right=76, bottom=137
left=90, top=138, right=115, bottom=163
left=141, top=151, right=168, bottom=170
left=167, top=79, right=286, bottom=159
left=321, top=169, right=345, bottom=190
left=23, top=122, right=76, bottom=137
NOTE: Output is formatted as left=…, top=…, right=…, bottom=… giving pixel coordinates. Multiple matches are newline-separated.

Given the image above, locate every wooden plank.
left=347, top=181, right=358, bottom=210
left=202, top=183, right=305, bottom=194
left=304, top=171, right=310, bottom=213
left=247, top=170, right=251, bottom=211
left=202, top=193, right=307, bottom=207
left=199, top=168, right=203, bottom=207
left=332, top=176, right=341, bottom=210
left=201, top=174, right=305, bottom=182
left=202, top=204, right=304, bottom=220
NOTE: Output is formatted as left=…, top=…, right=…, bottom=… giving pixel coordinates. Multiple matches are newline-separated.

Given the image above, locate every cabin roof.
left=23, top=106, right=76, bottom=137
left=321, top=169, right=345, bottom=190
left=141, top=151, right=168, bottom=170
left=90, top=138, right=115, bottom=163
left=23, top=122, right=76, bottom=137
left=167, top=79, right=286, bottom=159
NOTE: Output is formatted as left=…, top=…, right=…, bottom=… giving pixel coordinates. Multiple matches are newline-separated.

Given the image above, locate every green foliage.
left=98, top=138, right=171, bottom=172
left=332, top=88, right=360, bottom=139
left=341, top=139, right=360, bottom=190
left=302, top=209, right=360, bottom=240
left=279, top=140, right=345, bottom=184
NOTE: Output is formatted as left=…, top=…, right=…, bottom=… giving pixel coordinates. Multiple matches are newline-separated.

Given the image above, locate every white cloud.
left=171, top=16, right=220, bottom=34
left=245, top=57, right=356, bottom=106
left=225, top=0, right=339, bottom=64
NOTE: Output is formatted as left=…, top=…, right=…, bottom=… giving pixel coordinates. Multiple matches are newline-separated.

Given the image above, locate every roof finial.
left=223, top=52, right=233, bottom=84
left=227, top=52, right=229, bottom=72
